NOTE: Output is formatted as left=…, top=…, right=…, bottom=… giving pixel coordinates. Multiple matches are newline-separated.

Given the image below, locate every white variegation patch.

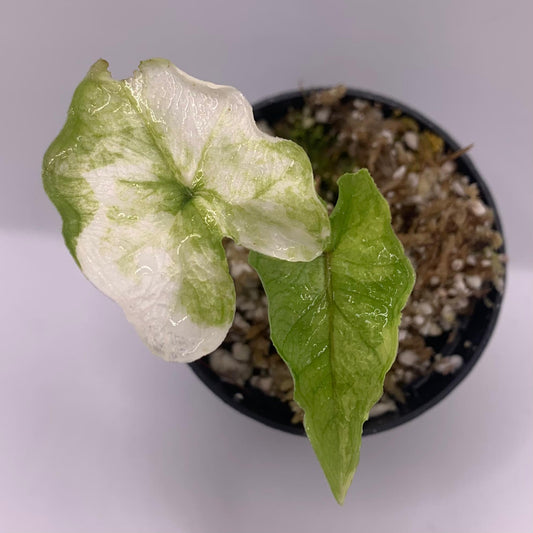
left=78, top=214, right=228, bottom=362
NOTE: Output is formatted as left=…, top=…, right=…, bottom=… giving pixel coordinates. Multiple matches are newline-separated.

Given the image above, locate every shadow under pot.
left=189, top=87, right=506, bottom=436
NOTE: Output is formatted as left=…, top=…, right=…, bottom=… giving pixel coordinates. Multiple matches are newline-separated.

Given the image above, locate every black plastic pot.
left=190, top=89, right=506, bottom=436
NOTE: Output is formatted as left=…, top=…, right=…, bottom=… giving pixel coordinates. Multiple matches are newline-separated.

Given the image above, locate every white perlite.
left=434, top=355, right=464, bottom=375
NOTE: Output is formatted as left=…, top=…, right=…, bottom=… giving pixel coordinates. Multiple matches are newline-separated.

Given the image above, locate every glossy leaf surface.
left=250, top=170, right=415, bottom=502
left=43, top=59, right=329, bottom=361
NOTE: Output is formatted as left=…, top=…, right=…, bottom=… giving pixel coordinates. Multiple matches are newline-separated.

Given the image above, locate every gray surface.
left=2, top=0, right=532, bottom=268
left=1, top=1, right=532, bottom=532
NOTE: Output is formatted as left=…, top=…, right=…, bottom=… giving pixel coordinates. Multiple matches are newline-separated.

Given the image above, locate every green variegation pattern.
left=250, top=170, right=415, bottom=503
left=43, top=59, right=329, bottom=362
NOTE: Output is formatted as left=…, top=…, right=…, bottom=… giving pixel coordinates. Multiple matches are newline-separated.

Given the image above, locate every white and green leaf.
left=43, top=59, right=329, bottom=362
left=249, top=170, right=415, bottom=503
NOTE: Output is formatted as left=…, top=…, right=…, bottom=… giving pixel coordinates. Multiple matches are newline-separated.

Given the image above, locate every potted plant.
left=190, top=87, right=506, bottom=436
left=42, top=59, right=504, bottom=504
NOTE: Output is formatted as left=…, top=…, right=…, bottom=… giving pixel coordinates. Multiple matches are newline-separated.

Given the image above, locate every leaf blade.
left=43, top=59, right=329, bottom=362
left=250, top=170, right=415, bottom=503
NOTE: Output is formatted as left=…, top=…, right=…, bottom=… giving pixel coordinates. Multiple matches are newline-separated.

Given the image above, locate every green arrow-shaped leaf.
left=43, top=59, right=329, bottom=362
left=249, top=170, right=415, bottom=503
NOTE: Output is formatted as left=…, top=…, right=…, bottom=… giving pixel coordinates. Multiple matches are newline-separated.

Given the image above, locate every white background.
left=1, top=1, right=532, bottom=532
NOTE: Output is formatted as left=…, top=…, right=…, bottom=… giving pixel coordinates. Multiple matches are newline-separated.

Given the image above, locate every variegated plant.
left=43, top=59, right=414, bottom=503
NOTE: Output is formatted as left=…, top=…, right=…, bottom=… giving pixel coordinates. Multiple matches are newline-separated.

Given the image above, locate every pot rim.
left=190, top=87, right=506, bottom=436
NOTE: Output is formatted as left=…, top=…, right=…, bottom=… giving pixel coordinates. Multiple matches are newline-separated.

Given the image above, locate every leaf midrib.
left=123, top=83, right=191, bottom=198
left=324, top=251, right=342, bottom=424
